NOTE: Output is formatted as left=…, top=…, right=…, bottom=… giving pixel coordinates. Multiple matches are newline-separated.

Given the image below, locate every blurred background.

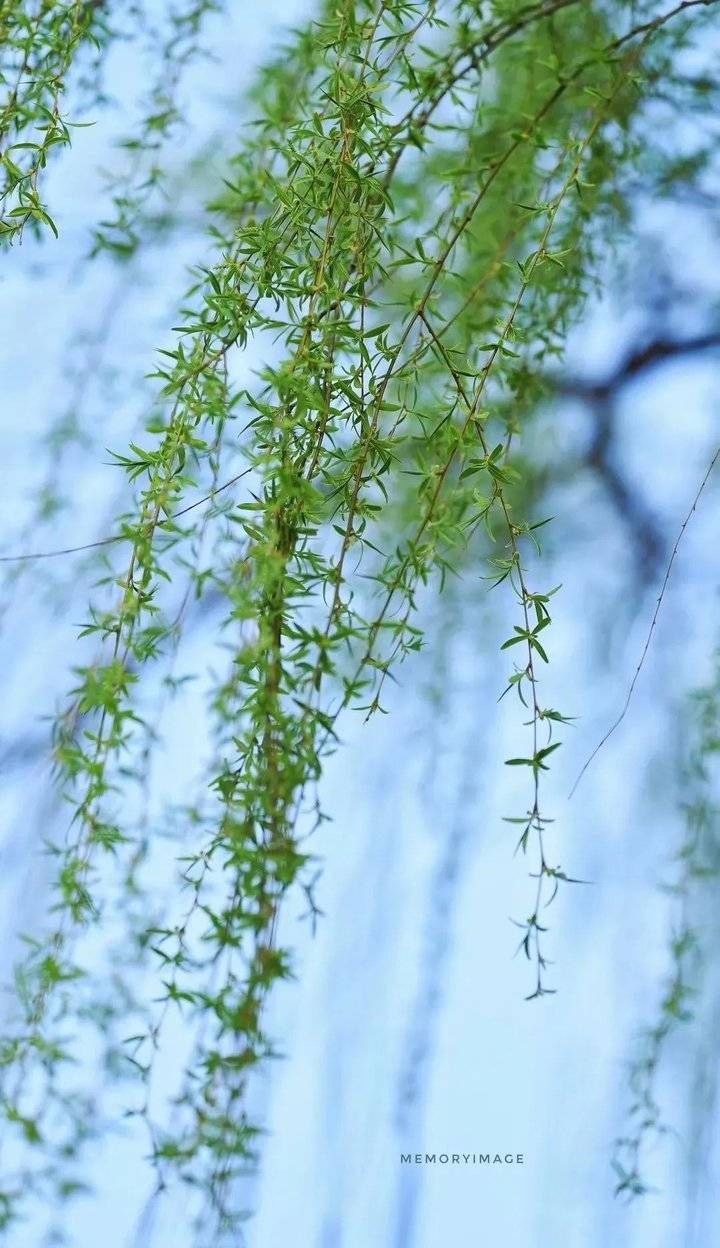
left=1, top=2, right=720, bottom=1245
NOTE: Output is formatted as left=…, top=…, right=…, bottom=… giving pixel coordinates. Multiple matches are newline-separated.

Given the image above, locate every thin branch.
left=558, top=332, right=720, bottom=402
left=570, top=441, right=720, bottom=796
left=0, top=468, right=252, bottom=564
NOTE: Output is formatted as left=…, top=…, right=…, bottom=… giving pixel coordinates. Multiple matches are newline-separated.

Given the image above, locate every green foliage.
left=1, top=0, right=719, bottom=1236
left=0, top=0, right=109, bottom=244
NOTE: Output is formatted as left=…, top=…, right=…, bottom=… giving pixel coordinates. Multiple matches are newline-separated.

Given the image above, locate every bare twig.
left=570, top=441, right=720, bottom=796
left=0, top=468, right=252, bottom=564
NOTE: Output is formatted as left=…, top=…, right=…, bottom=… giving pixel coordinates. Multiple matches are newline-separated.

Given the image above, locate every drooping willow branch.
left=1, top=0, right=719, bottom=1235
left=614, top=652, right=720, bottom=1197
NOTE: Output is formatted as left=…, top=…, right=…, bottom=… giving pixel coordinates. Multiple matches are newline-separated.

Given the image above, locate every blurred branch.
left=558, top=332, right=720, bottom=402
left=556, top=332, right=720, bottom=576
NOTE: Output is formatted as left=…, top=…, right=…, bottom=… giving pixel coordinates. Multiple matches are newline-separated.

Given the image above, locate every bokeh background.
left=1, top=3, right=720, bottom=1246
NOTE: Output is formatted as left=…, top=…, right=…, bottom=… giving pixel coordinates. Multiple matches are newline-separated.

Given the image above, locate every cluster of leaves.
left=1, top=0, right=719, bottom=1238
left=0, top=0, right=228, bottom=250
left=90, top=0, right=224, bottom=259
left=0, top=0, right=110, bottom=243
